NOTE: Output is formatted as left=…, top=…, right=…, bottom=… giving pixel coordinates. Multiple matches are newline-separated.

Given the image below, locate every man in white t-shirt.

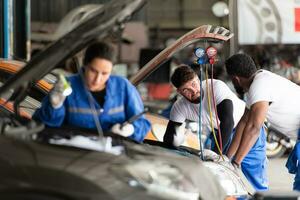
left=163, top=65, right=268, bottom=191
left=225, top=53, right=300, bottom=191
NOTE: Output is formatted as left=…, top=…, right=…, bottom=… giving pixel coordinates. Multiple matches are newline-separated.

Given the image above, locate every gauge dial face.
left=194, top=48, right=205, bottom=58
left=206, top=47, right=217, bottom=58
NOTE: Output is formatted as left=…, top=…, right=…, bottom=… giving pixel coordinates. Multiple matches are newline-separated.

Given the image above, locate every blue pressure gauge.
left=194, top=47, right=205, bottom=58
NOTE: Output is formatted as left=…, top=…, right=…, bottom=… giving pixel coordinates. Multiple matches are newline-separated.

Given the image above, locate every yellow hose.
left=205, top=65, right=224, bottom=159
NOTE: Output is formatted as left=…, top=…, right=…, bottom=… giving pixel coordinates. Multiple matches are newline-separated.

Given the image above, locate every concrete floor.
left=268, top=155, right=294, bottom=192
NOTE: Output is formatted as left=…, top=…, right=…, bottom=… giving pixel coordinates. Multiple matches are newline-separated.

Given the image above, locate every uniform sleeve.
left=124, top=81, right=151, bottom=143
left=32, top=95, right=66, bottom=127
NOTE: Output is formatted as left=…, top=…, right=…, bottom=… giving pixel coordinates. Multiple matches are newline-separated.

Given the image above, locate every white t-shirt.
left=170, top=79, right=245, bottom=132
left=246, top=70, right=300, bottom=139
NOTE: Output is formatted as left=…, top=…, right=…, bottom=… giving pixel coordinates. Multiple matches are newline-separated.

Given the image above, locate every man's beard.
left=233, top=83, right=244, bottom=97
left=190, top=97, right=201, bottom=104
left=186, top=92, right=201, bottom=104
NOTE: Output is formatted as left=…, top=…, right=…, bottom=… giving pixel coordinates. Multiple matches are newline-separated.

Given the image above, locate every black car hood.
left=0, top=0, right=145, bottom=98
left=0, top=133, right=227, bottom=200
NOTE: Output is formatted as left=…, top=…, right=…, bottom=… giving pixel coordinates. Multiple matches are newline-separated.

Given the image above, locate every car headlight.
left=120, top=161, right=200, bottom=200
left=203, top=162, right=248, bottom=198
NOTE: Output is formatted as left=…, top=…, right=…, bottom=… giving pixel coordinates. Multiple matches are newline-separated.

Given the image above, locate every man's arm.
left=216, top=99, right=234, bottom=152
left=233, top=101, right=269, bottom=164
left=163, top=120, right=183, bottom=146
left=226, top=108, right=249, bottom=159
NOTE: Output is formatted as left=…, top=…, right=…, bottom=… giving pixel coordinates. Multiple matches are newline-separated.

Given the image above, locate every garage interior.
left=0, top=0, right=300, bottom=199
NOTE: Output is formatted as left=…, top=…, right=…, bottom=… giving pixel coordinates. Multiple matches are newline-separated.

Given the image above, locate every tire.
left=266, top=130, right=287, bottom=159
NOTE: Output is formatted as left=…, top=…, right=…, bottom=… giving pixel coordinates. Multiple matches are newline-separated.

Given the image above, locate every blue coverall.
left=286, top=130, right=300, bottom=191
left=208, top=127, right=268, bottom=191
left=33, top=73, right=151, bottom=143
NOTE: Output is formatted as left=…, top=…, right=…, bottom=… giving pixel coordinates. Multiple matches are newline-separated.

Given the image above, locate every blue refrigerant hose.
left=198, top=65, right=204, bottom=160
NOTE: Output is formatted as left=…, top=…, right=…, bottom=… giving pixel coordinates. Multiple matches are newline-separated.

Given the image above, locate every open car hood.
left=130, top=25, right=233, bottom=85
left=0, top=0, right=145, bottom=98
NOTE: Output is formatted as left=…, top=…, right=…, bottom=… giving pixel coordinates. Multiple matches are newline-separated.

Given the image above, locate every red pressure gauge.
left=206, top=46, right=217, bottom=58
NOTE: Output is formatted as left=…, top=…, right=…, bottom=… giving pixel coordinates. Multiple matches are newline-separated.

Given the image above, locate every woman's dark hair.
left=225, top=53, right=257, bottom=78
left=171, top=65, right=197, bottom=88
left=83, top=41, right=115, bottom=65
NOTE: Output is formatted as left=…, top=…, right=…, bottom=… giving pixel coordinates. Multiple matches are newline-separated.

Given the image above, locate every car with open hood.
left=0, top=0, right=254, bottom=199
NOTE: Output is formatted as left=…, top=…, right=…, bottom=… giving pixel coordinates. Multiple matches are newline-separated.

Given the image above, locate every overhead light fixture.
left=212, top=1, right=229, bottom=17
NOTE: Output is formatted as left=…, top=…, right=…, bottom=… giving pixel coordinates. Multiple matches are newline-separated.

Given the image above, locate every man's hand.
left=111, top=123, right=134, bottom=137
left=50, top=75, right=71, bottom=109
left=173, top=122, right=186, bottom=146
left=230, top=159, right=245, bottom=178
left=231, top=159, right=241, bottom=169
left=201, top=149, right=221, bottom=161
left=201, top=149, right=231, bottom=162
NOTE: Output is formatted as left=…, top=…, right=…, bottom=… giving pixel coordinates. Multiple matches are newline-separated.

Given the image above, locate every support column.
left=0, top=2, right=3, bottom=57
left=229, top=0, right=238, bottom=55
left=2, top=0, right=14, bottom=59
left=13, top=0, right=31, bottom=61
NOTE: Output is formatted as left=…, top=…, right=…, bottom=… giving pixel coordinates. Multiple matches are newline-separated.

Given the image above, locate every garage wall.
left=31, top=0, right=109, bottom=22
left=144, top=0, right=226, bottom=28
left=31, top=0, right=228, bottom=28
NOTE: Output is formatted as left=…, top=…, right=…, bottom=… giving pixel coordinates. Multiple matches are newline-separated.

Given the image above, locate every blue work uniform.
left=286, top=130, right=300, bottom=191
left=208, top=127, right=268, bottom=191
left=33, top=73, right=151, bottom=143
